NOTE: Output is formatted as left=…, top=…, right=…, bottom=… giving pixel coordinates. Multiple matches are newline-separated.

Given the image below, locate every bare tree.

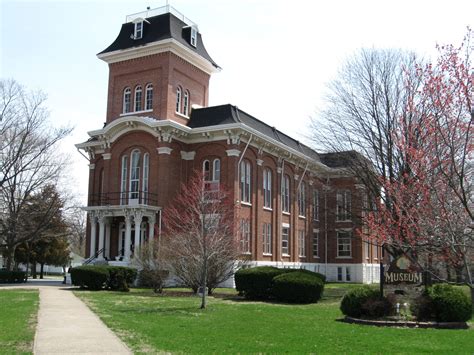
left=162, top=173, right=242, bottom=309
left=65, top=206, right=86, bottom=257
left=132, top=241, right=169, bottom=293
left=0, top=79, right=71, bottom=270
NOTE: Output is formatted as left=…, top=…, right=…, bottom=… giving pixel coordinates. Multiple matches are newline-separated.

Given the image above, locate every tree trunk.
left=40, top=263, right=44, bottom=279
left=5, top=247, right=15, bottom=271
left=32, top=262, right=37, bottom=279
left=470, top=286, right=474, bottom=312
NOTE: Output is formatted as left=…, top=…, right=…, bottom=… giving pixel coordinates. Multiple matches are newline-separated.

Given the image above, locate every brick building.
left=77, top=6, right=381, bottom=283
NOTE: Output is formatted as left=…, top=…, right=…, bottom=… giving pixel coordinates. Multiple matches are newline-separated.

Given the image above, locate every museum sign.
left=384, top=255, right=423, bottom=285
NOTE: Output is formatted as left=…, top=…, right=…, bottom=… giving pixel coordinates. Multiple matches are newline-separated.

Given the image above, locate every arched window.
left=145, top=84, right=153, bottom=110
left=123, top=88, right=131, bottom=113
left=240, top=160, right=251, bottom=203
left=134, top=85, right=142, bottom=112
left=213, top=159, right=220, bottom=182
left=263, top=168, right=272, bottom=208
left=176, top=86, right=182, bottom=113
left=129, top=150, right=140, bottom=200
left=203, top=158, right=220, bottom=192
left=120, top=155, right=128, bottom=204
left=183, top=90, right=190, bottom=116
left=298, top=181, right=306, bottom=217
left=203, top=160, right=211, bottom=181
left=282, top=174, right=290, bottom=213
left=142, top=153, right=149, bottom=203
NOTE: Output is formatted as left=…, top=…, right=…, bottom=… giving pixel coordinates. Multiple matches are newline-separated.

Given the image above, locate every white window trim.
left=263, top=207, right=273, bottom=212
left=336, top=228, right=352, bottom=258
left=120, top=108, right=153, bottom=117
left=175, top=111, right=190, bottom=119
left=134, top=21, right=143, bottom=39
left=145, top=83, right=153, bottom=111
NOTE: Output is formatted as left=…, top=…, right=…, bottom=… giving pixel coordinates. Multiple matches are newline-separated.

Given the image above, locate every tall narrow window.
left=337, top=230, right=352, bottom=257
left=346, top=267, right=351, bottom=281
left=282, top=175, right=290, bottom=213
left=145, top=84, right=153, bottom=110
left=203, top=160, right=211, bottom=181
left=312, top=189, right=319, bottom=221
left=298, top=182, right=306, bottom=217
left=364, top=240, right=370, bottom=260
left=190, top=27, right=197, bottom=47
left=262, top=223, right=272, bottom=255
left=263, top=168, right=272, bottom=209
left=134, top=85, right=142, bottom=112
left=213, top=159, right=220, bottom=182
left=336, top=190, right=351, bottom=221
left=240, top=219, right=250, bottom=253
left=123, top=88, right=131, bottom=113
left=240, top=160, right=251, bottom=203
left=176, top=87, right=182, bottom=113
left=281, top=225, right=290, bottom=255
left=312, top=230, right=319, bottom=257
left=183, top=90, right=190, bottom=116
left=129, top=150, right=140, bottom=200
left=337, top=267, right=343, bottom=281
left=134, top=21, right=143, bottom=39
left=120, top=156, right=128, bottom=205
left=298, top=230, right=306, bottom=257
left=142, top=153, right=149, bottom=204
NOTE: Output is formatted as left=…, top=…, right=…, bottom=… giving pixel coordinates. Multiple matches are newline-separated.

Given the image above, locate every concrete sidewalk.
left=32, top=286, right=132, bottom=354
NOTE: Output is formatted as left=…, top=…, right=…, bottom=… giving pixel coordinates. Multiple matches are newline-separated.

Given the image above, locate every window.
left=203, top=159, right=220, bottom=192
left=142, top=153, right=149, bottom=203
left=176, top=86, right=182, bottom=113
left=134, top=85, right=142, bottom=112
left=337, top=267, right=343, bottom=281
left=312, top=230, right=319, bottom=257
left=120, top=156, right=128, bottom=204
left=240, top=219, right=250, bottom=253
left=129, top=150, right=140, bottom=200
left=145, top=84, right=153, bottom=110
left=183, top=90, right=190, bottom=116
left=364, top=240, right=370, bottom=259
left=134, top=21, right=143, bottom=39
left=203, top=160, right=211, bottom=180
left=262, top=223, right=272, bottom=255
left=281, top=225, right=290, bottom=255
left=337, top=230, right=352, bottom=257
left=298, top=230, right=305, bottom=257
left=298, top=182, right=306, bottom=217
left=263, top=168, right=272, bottom=209
left=374, top=243, right=380, bottom=260
left=240, top=160, right=251, bottom=203
left=213, top=159, right=220, bottom=182
left=282, top=174, right=290, bottom=213
left=346, top=267, right=351, bottom=281
left=312, top=189, right=319, bottom=221
left=336, top=190, right=351, bottom=221
left=123, top=88, right=131, bottom=113
left=190, top=27, right=197, bottom=47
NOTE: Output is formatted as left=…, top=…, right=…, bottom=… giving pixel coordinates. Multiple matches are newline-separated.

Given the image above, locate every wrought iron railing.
left=89, top=191, right=159, bottom=207
left=83, top=248, right=104, bottom=265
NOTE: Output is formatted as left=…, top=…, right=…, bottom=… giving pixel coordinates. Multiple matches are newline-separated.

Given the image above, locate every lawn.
left=75, top=284, right=473, bottom=354
left=0, top=289, right=39, bottom=354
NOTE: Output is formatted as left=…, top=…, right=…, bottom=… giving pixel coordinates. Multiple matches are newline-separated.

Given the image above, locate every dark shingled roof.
left=189, top=104, right=321, bottom=162
left=98, top=12, right=219, bottom=69
left=319, top=151, right=366, bottom=168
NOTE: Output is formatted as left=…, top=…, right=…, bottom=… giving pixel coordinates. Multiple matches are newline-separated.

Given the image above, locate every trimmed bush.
left=410, top=293, right=435, bottom=321
left=428, top=284, right=471, bottom=322
left=285, top=269, right=326, bottom=283
left=138, top=268, right=169, bottom=293
left=0, top=270, right=27, bottom=283
left=340, top=286, right=391, bottom=318
left=235, top=266, right=287, bottom=300
left=71, top=265, right=137, bottom=291
left=272, top=271, right=324, bottom=303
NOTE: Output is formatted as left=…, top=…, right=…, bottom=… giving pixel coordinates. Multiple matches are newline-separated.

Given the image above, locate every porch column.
left=133, top=212, right=143, bottom=257
left=98, top=216, right=106, bottom=260
left=89, top=213, right=97, bottom=258
left=148, top=215, right=156, bottom=244
left=105, top=219, right=111, bottom=259
left=124, top=214, right=132, bottom=261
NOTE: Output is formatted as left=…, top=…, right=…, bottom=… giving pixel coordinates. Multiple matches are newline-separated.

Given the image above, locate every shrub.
left=284, top=268, right=327, bottom=283
left=71, top=266, right=108, bottom=290
left=428, top=284, right=471, bottom=322
left=410, top=293, right=435, bottom=321
left=0, top=270, right=27, bottom=283
left=272, top=271, right=324, bottom=303
left=235, top=266, right=286, bottom=300
left=71, top=265, right=137, bottom=291
left=340, top=286, right=391, bottom=318
left=138, top=268, right=169, bottom=293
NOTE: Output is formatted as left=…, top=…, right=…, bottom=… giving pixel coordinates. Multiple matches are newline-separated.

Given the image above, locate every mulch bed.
left=342, top=316, right=469, bottom=329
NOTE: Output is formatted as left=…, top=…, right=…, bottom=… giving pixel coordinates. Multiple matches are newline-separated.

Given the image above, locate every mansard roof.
left=189, top=104, right=321, bottom=162
left=98, top=12, right=219, bottom=69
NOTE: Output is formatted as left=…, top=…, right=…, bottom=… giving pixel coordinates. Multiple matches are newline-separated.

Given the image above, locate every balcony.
left=88, top=191, right=159, bottom=207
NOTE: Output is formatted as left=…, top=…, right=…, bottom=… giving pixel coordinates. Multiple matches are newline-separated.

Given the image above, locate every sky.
left=1, top=0, right=473, bottom=204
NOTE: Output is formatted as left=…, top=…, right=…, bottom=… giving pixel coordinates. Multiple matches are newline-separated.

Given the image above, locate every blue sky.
left=1, top=0, right=473, bottom=203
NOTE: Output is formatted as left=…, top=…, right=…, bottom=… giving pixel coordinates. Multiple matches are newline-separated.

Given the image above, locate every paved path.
left=1, top=281, right=132, bottom=354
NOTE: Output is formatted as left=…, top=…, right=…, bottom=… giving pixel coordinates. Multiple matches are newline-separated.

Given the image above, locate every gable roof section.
left=98, top=12, right=219, bottom=69
left=189, top=104, right=321, bottom=162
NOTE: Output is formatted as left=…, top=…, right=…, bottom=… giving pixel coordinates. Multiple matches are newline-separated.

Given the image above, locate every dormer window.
left=190, top=27, right=197, bottom=47
left=134, top=21, right=143, bottom=40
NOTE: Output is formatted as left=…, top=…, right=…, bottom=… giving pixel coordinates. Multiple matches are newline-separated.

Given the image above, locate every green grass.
left=75, top=285, right=473, bottom=354
left=0, top=289, right=39, bottom=354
